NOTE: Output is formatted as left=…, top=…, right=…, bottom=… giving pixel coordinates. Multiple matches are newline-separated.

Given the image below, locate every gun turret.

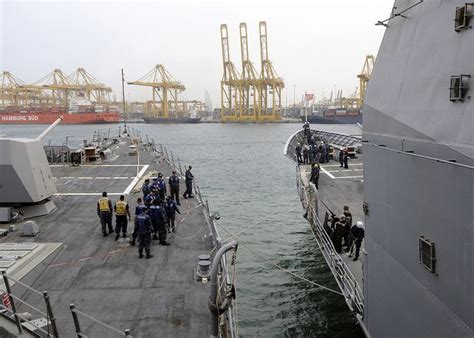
left=36, top=117, right=63, bottom=141
left=0, top=117, right=63, bottom=219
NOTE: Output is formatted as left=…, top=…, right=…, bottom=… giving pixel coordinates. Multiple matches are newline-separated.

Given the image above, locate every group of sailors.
left=295, top=122, right=350, bottom=189
left=96, top=165, right=195, bottom=259
left=295, top=130, right=332, bottom=166
left=323, top=206, right=365, bottom=261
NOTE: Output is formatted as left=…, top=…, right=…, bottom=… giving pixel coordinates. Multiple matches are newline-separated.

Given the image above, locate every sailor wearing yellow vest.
left=114, top=195, right=131, bottom=241
left=97, top=191, right=113, bottom=236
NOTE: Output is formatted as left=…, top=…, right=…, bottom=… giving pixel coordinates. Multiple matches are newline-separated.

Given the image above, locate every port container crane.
left=357, top=55, right=375, bottom=105
left=220, top=24, right=243, bottom=122
left=239, top=22, right=260, bottom=121
left=0, top=71, right=45, bottom=108
left=258, top=21, right=284, bottom=121
left=128, top=65, right=185, bottom=119
left=68, top=68, right=112, bottom=104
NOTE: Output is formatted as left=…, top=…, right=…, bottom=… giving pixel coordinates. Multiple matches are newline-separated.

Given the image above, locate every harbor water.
left=0, top=123, right=363, bottom=336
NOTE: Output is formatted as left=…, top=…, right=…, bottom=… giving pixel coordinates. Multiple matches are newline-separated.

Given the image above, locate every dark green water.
left=0, top=123, right=363, bottom=337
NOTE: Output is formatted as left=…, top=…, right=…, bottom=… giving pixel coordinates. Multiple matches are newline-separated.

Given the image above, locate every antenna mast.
left=121, top=68, right=128, bottom=134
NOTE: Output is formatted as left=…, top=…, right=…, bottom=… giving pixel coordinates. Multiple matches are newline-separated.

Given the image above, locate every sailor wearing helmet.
left=352, top=221, right=365, bottom=261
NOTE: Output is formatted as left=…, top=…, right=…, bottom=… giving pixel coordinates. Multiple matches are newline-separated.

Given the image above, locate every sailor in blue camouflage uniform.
left=134, top=207, right=153, bottom=259
left=157, top=173, right=167, bottom=202
left=168, top=170, right=180, bottom=205
left=149, top=199, right=170, bottom=245
left=144, top=190, right=156, bottom=208
left=183, top=166, right=194, bottom=199
left=164, top=195, right=181, bottom=233
left=129, top=197, right=145, bottom=246
left=142, top=179, right=151, bottom=199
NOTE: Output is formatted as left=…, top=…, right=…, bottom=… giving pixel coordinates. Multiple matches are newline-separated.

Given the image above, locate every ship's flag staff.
left=304, top=92, right=314, bottom=122
left=121, top=68, right=128, bottom=135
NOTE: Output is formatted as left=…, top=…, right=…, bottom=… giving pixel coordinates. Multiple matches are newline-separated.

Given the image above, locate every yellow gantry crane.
left=0, top=71, right=41, bottom=107
left=2, top=68, right=112, bottom=109
left=239, top=23, right=260, bottom=121
left=128, top=65, right=185, bottom=119
left=357, top=55, right=375, bottom=105
left=220, top=22, right=284, bottom=122
left=22, top=69, right=80, bottom=107
left=258, top=21, right=284, bottom=121
left=68, top=68, right=112, bottom=103
left=220, top=24, right=242, bottom=122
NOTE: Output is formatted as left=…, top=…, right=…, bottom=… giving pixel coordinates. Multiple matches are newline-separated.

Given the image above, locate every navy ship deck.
left=0, top=135, right=233, bottom=337
left=284, top=128, right=365, bottom=324
left=299, top=158, right=364, bottom=286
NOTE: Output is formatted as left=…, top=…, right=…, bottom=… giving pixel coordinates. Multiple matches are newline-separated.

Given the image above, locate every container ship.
left=143, top=109, right=202, bottom=124
left=301, top=107, right=362, bottom=124
left=1, top=69, right=120, bottom=124
left=0, top=98, right=120, bottom=125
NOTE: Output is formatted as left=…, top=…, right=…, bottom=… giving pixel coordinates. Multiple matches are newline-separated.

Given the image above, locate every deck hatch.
left=454, top=3, right=473, bottom=32
left=449, top=75, right=470, bottom=102
left=419, top=236, right=436, bottom=273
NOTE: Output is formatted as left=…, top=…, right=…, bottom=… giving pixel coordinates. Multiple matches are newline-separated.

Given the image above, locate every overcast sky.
left=1, top=0, right=394, bottom=108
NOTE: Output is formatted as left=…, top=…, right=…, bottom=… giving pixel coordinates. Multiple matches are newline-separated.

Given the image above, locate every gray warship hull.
left=362, top=1, right=473, bottom=336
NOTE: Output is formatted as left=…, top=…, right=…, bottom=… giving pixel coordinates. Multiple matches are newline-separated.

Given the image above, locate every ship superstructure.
left=362, top=1, right=473, bottom=336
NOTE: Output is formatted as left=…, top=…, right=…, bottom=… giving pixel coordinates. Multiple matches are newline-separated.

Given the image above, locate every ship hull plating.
left=362, top=0, right=474, bottom=336
left=0, top=112, right=120, bottom=124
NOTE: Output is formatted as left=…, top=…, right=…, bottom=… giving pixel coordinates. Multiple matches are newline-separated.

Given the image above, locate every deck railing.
left=160, top=144, right=238, bottom=338
left=296, top=168, right=364, bottom=315
left=1, top=272, right=133, bottom=337
left=2, top=271, right=58, bottom=337
left=69, top=304, right=132, bottom=337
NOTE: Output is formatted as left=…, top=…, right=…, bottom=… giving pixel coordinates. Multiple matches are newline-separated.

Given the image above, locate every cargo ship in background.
left=301, top=106, right=362, bottom=124
left=143, top=109, right=202, bottom=124
left=0, top=97, right=120, bottom=124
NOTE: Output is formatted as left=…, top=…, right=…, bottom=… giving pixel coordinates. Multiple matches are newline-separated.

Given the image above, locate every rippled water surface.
left=0, top=123, right=363, bottom=337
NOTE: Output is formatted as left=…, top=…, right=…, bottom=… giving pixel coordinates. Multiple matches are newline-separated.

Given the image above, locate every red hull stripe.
left=0, top=112, right=120, bottom=124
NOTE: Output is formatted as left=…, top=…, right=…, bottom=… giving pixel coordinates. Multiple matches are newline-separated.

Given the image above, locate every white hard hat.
left=356, top=221, right=364, bottom=228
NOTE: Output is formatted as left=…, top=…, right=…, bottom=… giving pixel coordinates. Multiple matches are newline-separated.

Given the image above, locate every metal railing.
left=296, top=169, right=364, bottom=315
left=159, top=144, right=238, bottom=338
left=284, top=129, right=362, bottom=162
left=1, top=271, right=134, bottom=337
left=69, top=304, right=132, bottom=337
left=2, top=271, right=58, bottom=337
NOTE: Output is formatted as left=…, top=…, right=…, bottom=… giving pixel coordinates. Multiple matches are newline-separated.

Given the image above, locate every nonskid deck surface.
left=1, top=138, right=214, bottom=337
left=301, top=155, right=364, bottom=287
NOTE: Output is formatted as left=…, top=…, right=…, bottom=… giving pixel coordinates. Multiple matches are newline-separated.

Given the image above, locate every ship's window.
left=419, top=236, right=436, bottom=273
left=449, top=75, right=470, bottom=102
left=454, top=4, right=473, bottom=32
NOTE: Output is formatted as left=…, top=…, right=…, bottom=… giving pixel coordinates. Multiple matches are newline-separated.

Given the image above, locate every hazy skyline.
left=1, top=0, right=395, bottom=108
